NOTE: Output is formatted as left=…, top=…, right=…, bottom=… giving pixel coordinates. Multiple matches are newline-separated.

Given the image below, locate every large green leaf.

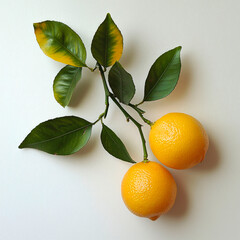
left=143, top=46, right=182, bottom=101
left=91, top=13, right=123, bottom=67
left=101, top=124, right=135, bottom=163
left=19, top=116, right=92, bottom=155
left=53, top=65, right=82, bottom=107
left=34, top=21, right=87, bottom=67
left=108, top=62, right=135, bottom=105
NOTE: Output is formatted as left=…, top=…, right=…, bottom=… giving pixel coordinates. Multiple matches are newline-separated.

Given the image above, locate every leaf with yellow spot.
left=34, top=21, right=87, bottom=67
left=91, top=13, right=123, bottom=67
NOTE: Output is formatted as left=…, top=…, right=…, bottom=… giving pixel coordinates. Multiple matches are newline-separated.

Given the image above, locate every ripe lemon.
left=121, top=161, right=177, bottom=220
left=149, top=112, right=209, bottom=169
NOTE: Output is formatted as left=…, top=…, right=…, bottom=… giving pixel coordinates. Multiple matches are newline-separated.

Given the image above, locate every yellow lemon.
left=149, top=112, right=209, bottom=169
left=121, top=161, right=177, bottom=220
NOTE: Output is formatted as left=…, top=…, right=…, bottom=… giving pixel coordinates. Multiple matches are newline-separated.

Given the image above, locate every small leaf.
left=91, top=13, right=123, bottom=67
left=101, top=124, right=135, bottom=163
left=108, top=62, right=135, bottom=104
left=143, top=46, right=182, bottom=101
left=53, top=65, right=82, bottom=107
left=34, top=21, right=87, bottom=67
left=19, top=116, right=92, bottom=155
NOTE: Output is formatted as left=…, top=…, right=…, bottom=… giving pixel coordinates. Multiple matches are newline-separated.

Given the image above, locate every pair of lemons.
left=121, top=113, right=209, bottom=220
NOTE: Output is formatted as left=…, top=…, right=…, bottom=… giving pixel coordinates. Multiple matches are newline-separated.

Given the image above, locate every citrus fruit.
left=149, top=112, right=209, bottom=169
left=121, top=161, right=177, bottom=220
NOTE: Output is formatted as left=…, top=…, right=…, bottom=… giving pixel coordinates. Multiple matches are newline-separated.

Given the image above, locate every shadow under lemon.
left=164, top=172, right=189, bottom=218
left=163, top=133, right=219, bottom=219
left=191, top=134, right=220, bottom=172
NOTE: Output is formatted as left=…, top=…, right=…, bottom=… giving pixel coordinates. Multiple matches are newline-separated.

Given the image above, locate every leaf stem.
left=93, top=112, right=104, bottom=125
left=93, top=99, right=110, bottom=125
left=135, top=100, right=144, bottom=106
left=109, top=93, right=148, bottom=161
left=87, top=66, right=94, bottom=72
left=98, top=63, right=110, bottom=118
left=128, top=103, right=153, bottom=127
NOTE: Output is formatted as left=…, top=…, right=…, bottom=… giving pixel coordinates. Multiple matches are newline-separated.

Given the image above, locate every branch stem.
left=109, top=93, right=148, bottom=161
left=135, top=100, right=144, bottom=106
left=98, top=63, right=110, bottom=118
left=97, top=63, right=149, bottom=162
left=128, top=103, right=153, bottom=127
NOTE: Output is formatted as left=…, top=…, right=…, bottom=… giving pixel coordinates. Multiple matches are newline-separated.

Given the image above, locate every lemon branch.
left=98, top=64, right=149, bottom=162
left=128, top=103, right=153, bottom=127
left=110, top=94, right=148, bottom=162
left=98, top=63, right=110, bottom=118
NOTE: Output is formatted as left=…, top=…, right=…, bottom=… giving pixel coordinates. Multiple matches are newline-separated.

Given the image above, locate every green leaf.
left=19, top=116, right=92, bottom=155
left=33, top=21, right=87, bottom=67
left=91, top=13, right=123, bottom=67
left=108, top=62, right=135, bottom=104
left=143, top=46, right=182, bottom=101
left=101, top=124, right=135, bottom=163
left=53, top=65, right=82, bottom=107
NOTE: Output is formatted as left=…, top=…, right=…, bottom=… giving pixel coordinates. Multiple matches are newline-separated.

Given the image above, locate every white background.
left=1, top=0, right=240, bottom=239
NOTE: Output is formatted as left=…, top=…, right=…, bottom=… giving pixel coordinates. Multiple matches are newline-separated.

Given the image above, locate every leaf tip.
left=33, top=22, right=40, bottom=30
left=106, top=13, right=112, bottom=18
left=177, top=46, right=182, bottom=51
left=18, top=142, right=24, bottom=149
left=60, top=102, right=67, bottom=108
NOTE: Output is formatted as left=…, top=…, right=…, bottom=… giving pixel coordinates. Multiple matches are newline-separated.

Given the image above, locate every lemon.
left=149, top=112, right=209, bottom=169
left=121, top=161, right=177, bottom=220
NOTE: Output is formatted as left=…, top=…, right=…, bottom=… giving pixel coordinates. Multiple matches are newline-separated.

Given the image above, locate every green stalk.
left=98, top=63, right=109, bottom=118
left=92, top=112, right=105, bottom=125
left=97, top=63, right=149, bottom=162
left=109, top=93, right=148, bottom=162
left=128, top=103, right=153, bottom=127
left=135, top=100, right=144, bottom=106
